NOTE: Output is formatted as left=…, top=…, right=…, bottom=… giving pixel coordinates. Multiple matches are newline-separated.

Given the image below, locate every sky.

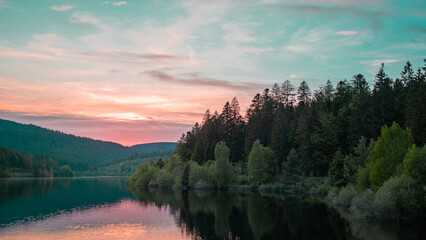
left=0, top=0, right=425, bottom=146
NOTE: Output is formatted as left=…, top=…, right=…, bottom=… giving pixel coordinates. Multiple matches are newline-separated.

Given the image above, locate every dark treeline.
left=175, top=60, right=425, bottom=176
left=0, top=147, right=74, bottom=178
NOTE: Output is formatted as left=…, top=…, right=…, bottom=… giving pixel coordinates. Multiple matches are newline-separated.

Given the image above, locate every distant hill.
left=0, top=119, right=135, bottom=171
left=131, top=142, right=177, bottom=153
left=0, top=146, right=74, bottom=177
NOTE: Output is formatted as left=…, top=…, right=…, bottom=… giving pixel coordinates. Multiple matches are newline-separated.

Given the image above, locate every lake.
left=0, top=177, right=422, bottom=240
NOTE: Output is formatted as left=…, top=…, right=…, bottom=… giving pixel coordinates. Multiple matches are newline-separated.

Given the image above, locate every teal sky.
left=0, top=0, right=425, bottom=145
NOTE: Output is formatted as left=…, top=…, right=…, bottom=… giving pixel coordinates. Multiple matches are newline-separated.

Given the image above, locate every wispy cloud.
left=0, top=46, right=58, bottom=60
left=71, top=12, right=106, bottom=31
left=334, top=31, right=362, bottom=36
left=102, top=1, right=128, bottom=6
left=361, top=59, right=399, bottom=67
left=0, top=0, right=8, bottom=9
left=144, top=70, right=262, bottom=91
left=113, top=1, right=128, bottom=6
left=51, top=5, right=74, bottom=12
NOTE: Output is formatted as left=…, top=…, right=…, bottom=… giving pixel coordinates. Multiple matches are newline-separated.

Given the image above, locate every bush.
left=403, top=145, right=426, bottom=185
left=333, top=185, right=358, bottom=206
left=188, top=161, right=212, bottom=188
left=377, top=174, right=424, bottom=218
left=316, top=180, right=332, bottom=194
left=156, top=171, right=175, bottom=187
left=356, top=165, right=370, bottom=190
left=213, top=142, right=234, bottom=189
left=373, top=186, right=398, bottom=219
left=350, top=189, right=375, bottom=219
left=369, top=123, right=414, bottom=190
left=247, top=140, right=277, bottom=185
left=172, top=176, right=182, bottom=191
left=350, top=175, right=425, bottom=220
left=127, top=163, right=160, bottom=186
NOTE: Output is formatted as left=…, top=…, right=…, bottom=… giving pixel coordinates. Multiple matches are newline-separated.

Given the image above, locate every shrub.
left=127, top=163, right=160, bottom=186
left=334, top=184, right=358, bottom=206
left=369, top=123, right=414, bottom=190
left=188, top=161, right=211, bottom=188
left=247, top=140, right=277, bottom=185
left=377, top=174, right=424, bottom=218
left=156, top=171, right=175, bottom=187
left=172, top=176, right=182, bottom=191
left=350, top=189, right=375, bottom=219
left=373, top=186, right=398, bottom=219
left=403, top=145, right=426, bottom=185
left=356, top=165, right=370, bottom=190
left=213, top=142, right=234, bottom=189
left=329, top=151, right=346, bottom=187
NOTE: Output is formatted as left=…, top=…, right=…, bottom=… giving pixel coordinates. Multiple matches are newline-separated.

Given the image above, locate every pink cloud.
left=113, top=1, right=128, bottom=6
left=0, top=46, right=59, bottom=60
left=51, top=5, right=74, bottom=12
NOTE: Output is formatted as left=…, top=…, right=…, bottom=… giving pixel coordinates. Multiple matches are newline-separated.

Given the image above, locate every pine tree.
left=281, top=148, right=302, bottom=186
left=328, top=151, right=345, bottom=187
left=281, top=79, right=295, bottom=107
left=182, top=162, right=190, bottom=188
left=297, top=81, right=311, bottom=105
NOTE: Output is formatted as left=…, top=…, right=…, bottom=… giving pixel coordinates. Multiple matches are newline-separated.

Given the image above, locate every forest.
left=0, top=119, right=176, bottom=172
left=0, top=147, right=74, bottom=177
left=128, top=60, right=426, bottom=220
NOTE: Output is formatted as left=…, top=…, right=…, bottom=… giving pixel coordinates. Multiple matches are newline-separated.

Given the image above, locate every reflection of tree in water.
left=0, top=178, right=63, bottom=204
left=128, top=188, right=358, bottom=240
left=247, top=195, right=277, bottom=239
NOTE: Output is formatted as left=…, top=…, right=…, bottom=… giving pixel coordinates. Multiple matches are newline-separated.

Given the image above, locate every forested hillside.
left=0, top=119, right=135, bottom=171
left=0, top=147, right=74, bottom=177
left=131, top=142, right=177, bottom=153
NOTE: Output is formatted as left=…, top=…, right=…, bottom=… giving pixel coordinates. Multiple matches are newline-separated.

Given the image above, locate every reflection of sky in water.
left=0, top=199, right=189, bottom=240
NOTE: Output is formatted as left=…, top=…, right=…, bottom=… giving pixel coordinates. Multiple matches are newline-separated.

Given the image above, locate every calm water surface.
left=0, top=177, right=422, bottom=240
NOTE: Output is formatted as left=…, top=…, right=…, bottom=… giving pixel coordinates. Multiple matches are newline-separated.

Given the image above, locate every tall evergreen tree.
left=281, top=79, right=295, bottom=107
left=372, top=63, right=394, bottom=135
left=297, top=81, right=311, bottom=105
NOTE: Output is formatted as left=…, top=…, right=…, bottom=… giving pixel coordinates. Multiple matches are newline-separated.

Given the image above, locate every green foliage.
left=328, top=151, right=345, bottom=187
left=130, top=142, right=176, bottom=153
left=0, top=146, right=75, bottom=178
left=127, top=162, right=160, bottom=186
left=182, top=162, right=190, bottom=188
left=377, top=175, right=424, bottom=218
left=403, top=145, right=426, bottom=185
left=350, top=189, right=375, bottom=219
left=188, top=161, right=211, bottom=188
left=344, top=137, right=375, bottom=184
left=333, top=184, right=358, bottom=206
left=156, top=170, right=174, bottom=187
left=281, top=148, right=302, bottom=186
left=213, top=142, right=234, bottom=189
left=369, top=122, right=414, bottom=189
left=247, top=140, right=277, bottom=185
left=310, top=112, right=339, bottom=173
left=350, top=175, right=425, bottom=220
left=356, top=165, right=370, bottom=190
left=0, top=119, right=135, bottom=171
